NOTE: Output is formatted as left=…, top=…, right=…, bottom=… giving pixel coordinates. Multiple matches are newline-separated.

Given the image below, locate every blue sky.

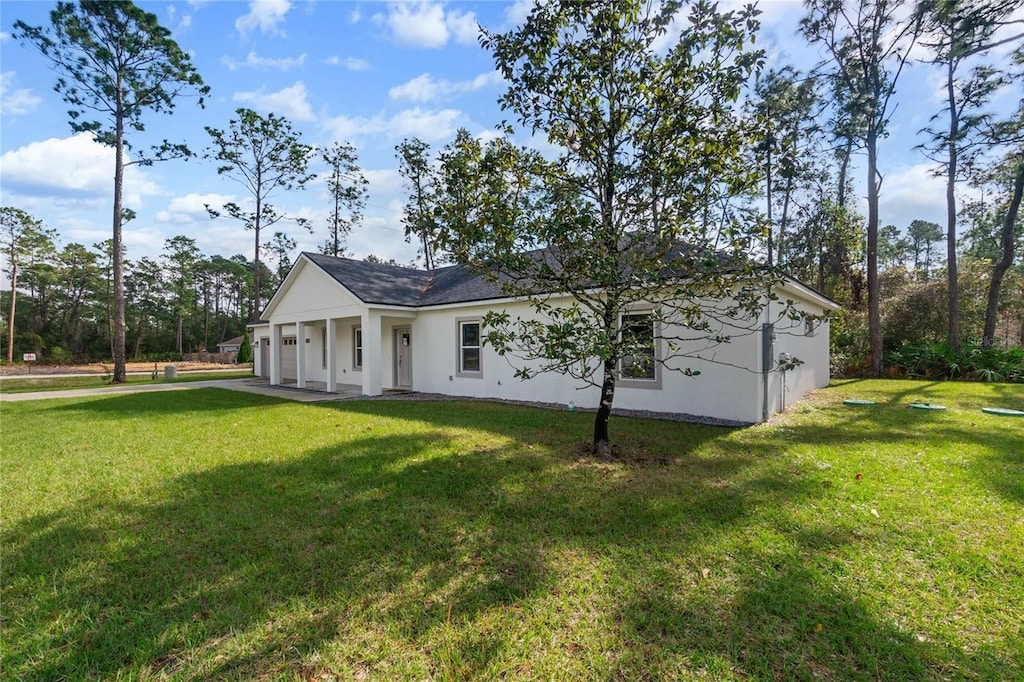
left=1, top=0, right=1020, bottom=271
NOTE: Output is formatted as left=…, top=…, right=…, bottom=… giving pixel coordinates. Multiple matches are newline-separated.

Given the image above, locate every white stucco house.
left=249, top=252, right=839, bottom=424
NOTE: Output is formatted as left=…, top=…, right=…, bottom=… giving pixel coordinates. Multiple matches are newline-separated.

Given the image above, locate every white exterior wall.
left=250, top=324, right=269, bottom=377
left=411, top=298, right=766, bottom=424
left=763, top=292, right=833, bottom=418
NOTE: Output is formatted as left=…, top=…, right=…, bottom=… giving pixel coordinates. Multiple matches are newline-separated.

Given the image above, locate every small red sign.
left=23, top=353, right=37, bottom=362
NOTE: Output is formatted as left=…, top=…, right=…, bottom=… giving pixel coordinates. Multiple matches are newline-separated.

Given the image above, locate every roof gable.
left=293, top=251, right=841, bottom=312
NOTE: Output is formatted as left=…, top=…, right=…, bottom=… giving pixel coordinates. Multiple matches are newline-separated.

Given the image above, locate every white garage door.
left=280, top=336, right=297, bottom=380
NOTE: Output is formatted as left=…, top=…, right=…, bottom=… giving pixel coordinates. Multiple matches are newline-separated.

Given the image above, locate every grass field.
left=1, top=380, right=1021, bottom=680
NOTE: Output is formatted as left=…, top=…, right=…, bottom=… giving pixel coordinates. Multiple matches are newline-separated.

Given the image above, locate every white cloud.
left=388, top=107, right=465, bottom=139
left=505, top=0, right=535, bottom=26
left=221, top=50, right=307, bottom=71
left=875, top=162, right=957, bottom=230
left=322, top=107, right=465, bottom=142
left=446, top=8, right=480, bottom=45
left=363, top=168, right=403, bottom=196
left=386, top=1, right=448, bottom=48
left=388, top=71, right=502, bottom=103
left=156, top=192, right=238, bottom=224
left=0, top=133, right=161, bottom=206
left=0, top=31, right=11, bottom=43
left=0, top=72, right=42, bottom=116
left=235, top=0, right=292, bottom=37
left=350, top=7, right=362, bottom=24
left=323, top=55, right=370, bottom=70
left=382, top=1, right=481, bottom=48
left=233, top=81, right=314, bottom=121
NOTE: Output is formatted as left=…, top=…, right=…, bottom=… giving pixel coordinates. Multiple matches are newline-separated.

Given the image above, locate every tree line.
left=0, top=209, right=286, bottom=363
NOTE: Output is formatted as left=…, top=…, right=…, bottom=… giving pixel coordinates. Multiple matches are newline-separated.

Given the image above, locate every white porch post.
left=270, top=323, right=282, bottom=385
left=325, top=317, right=337, bottom=393
left=296, top=320, right=307, bottom=388
left=361, top=309, right=382, bottom=396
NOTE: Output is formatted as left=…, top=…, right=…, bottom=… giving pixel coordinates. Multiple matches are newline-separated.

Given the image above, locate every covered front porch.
left=256, top=308, right=416, bottom=396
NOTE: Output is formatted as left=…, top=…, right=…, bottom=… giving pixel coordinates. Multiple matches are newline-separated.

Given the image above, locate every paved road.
left=0, top=378, right=359, bottom=403
left=0, top=368, right=247, bottom=381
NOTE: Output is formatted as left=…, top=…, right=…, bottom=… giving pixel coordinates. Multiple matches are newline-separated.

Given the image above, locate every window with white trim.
left=457, top=319, right=482, bottom=377
left=619, top=312, right=658, bottom=385
left=353, top=327, right=363, bottom=370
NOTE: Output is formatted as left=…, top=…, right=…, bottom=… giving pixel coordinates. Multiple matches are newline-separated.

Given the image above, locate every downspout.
left=762, top=315, right=773, bottom=423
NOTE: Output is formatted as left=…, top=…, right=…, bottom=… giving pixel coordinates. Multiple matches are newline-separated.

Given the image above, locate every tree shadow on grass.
left=4, top=396, right=1019, bottom=679
left=779, top=393, right=1023, bottom=506
left=38, top=386, right=285, bottom=416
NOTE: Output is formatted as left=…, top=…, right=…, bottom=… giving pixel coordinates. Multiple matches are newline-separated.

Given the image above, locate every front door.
left=394, top=327, right=412, bottom=388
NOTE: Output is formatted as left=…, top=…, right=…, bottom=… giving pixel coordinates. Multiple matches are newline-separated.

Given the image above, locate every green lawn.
left=1, top=380, right=1021, bottom=680
left=0, top=370, right=253, bottom=393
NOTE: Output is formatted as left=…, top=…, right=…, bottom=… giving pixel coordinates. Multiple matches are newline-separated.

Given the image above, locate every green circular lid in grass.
left=981, top=407, right=1024, bottom=417
left=843, top=399, right=876, bottom=405
left=909, top=403, right=946, bottom=410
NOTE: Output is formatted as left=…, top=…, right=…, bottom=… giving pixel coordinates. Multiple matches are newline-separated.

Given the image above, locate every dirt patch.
left=0, top=361, right=245, bottom=377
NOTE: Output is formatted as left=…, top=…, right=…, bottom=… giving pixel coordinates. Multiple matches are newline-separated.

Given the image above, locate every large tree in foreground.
left=436, top=0, right=797, bottom=456
left=206, top=109, right=315, bottom=318
left=14, top=1, right=207, bottom=382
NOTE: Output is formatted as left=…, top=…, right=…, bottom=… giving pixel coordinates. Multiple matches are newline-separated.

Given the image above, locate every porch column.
left=361, top=309, right=382, bottom=396
left=325, top=317, right=337, bottom=393
left=270, top=323, right=282, bottom=385
left=296, top=320, right=307, bottom=388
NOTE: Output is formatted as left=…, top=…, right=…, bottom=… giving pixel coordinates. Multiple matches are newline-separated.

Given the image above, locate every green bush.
left=236, top=334, right=253, bottom=364
left=48, top=346, right=73, bottom=364
left=885, top=341, right=1024, bottom=383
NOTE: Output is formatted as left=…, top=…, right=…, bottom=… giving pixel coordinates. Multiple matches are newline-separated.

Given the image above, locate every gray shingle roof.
left=302, top=252, right=505, bottom=307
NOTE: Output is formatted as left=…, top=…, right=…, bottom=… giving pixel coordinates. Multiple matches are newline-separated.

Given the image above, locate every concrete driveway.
left=0, top=377, right=364, bottom=403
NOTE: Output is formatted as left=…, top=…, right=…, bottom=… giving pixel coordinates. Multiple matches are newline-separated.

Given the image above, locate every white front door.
left=394, top=327, right=412, bottom=388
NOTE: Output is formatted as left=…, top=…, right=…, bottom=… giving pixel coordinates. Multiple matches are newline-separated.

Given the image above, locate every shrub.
left=884, top=341, right=1024, bottom=383
left=236, top=334, right=253, bottom=364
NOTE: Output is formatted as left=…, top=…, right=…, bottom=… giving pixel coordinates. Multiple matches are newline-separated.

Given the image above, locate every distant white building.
left=216, top=336, right=246, bottom=354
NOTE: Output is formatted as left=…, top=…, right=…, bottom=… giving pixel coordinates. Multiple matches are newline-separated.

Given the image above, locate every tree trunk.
left=7, top=262, right=16, bottom=364
left=112, top=107, right=128, bottom=383
left=593, top=358, right=616, bottom=459
left=982, top=159, right=1024, bottom=347
left=945, top=60, right=961, bottom=350
left=778, top=176, right=793, bottom=266
left=766, top=141, right=774, bottom=266
left=252, top=218, right=261, bottom=320
left=866, top=127, right=883, bottom=377
left=837, top=137, right=853, bottom=209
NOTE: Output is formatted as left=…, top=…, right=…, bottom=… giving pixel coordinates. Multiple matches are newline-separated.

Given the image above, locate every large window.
left=353, top=326, right=363, bottom=370
left=619, top=312, right=658, bottom=385
left=457, top=318, right=482, bottom=377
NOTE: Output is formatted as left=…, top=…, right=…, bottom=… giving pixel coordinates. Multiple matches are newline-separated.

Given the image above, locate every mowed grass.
left=0, top=370, right=254, bottom=394
left=1, top=380, right=1021, bottom=680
